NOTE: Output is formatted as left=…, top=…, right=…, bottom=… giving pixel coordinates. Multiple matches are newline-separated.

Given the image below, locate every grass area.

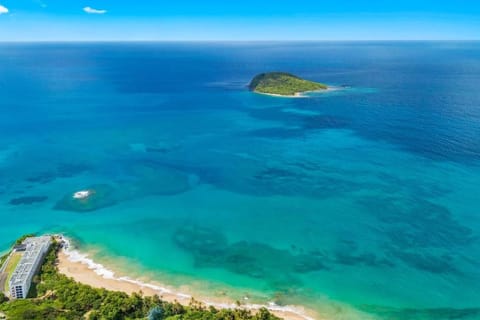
left=249, top=72, right=327, bottom=96
left=3, top=252, right=22, bottom=293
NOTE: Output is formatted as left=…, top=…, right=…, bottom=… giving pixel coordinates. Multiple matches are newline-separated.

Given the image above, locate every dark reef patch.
left=246, top=127, right=305, bottom=139
left=144, top=141, right=181, bottom=154
left=9, top=196, right=48, bottom=206
left=375, top=172, right=451, bottom=199
left=358, top=197, right=474, bottom=249
left=173, top=225, right=327, bottom=289
left=246, top=107, right=307, bottom=128
left=331, top=239, right=394, bottom=268
left=56, top=163, right=91, bottom=178
left=293, top=254, right=327, bottom=273
left=146, top=147, right=170, bottom=154
left=54, top=184, right=118, bottom=212
left=129, top=163, right=192, bottom=196
left=301, top=114, right=348, bottom=130
left=173, top=225, right=228, bottom=257
left=334, top=250, right=394, bottom=268
left=246, top=107, right=348, bottom=132
left=391, top=251, right=457, bottom=274
left=248, top=166, right=363, bottom=199
left=26, top=172, right=56, bottom=184
left=253, top=167, right=305, bottom=182
left=357, top=196, right=475, bottom=274
left=26, top=163, right=91, bottom=184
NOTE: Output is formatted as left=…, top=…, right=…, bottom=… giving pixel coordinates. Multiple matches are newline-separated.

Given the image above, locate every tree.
left=148, top=306, right=164, bottom=320
left=0, top=292, right=8, bottom=304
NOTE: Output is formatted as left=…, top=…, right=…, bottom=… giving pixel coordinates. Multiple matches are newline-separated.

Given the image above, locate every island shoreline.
left=56, top=237, right=321, bottom=320
left=252, top=86, right=343, bottom=98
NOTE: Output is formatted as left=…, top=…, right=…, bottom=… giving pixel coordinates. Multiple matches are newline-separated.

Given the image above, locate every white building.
left=9, top=236, right=51, bottom=299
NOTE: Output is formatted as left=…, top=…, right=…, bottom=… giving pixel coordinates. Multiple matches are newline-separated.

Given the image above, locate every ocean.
left=1, top=42, right=479, bottom=319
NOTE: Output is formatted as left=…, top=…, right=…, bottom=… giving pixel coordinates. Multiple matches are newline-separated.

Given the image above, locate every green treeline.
left=0, top=240, right=281, bottom=320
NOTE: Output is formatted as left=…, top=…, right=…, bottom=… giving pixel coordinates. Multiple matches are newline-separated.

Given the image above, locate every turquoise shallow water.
left=1, top=42, right=480, bottom=319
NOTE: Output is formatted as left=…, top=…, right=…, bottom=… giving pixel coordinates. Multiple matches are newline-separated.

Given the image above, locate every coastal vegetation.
left=0, top=237, right=281, bottom=320
left=249, top=72, right=327, bottom=96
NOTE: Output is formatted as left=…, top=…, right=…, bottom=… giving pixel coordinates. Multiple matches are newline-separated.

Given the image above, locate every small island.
left=249, top=72, right=328, bottom=97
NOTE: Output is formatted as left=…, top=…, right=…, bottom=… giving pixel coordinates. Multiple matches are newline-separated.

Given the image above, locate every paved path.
left=0, top=272, right=7, bottom=295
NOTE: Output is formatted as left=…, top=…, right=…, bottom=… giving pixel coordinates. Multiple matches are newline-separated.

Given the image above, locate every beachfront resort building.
left=8, top=236, right=51, bottom=299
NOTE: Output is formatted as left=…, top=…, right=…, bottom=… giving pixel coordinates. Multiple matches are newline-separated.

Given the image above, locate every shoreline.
left=253, top=86, right=344, bottom=98
left=56, top=237, right=321, bottom=320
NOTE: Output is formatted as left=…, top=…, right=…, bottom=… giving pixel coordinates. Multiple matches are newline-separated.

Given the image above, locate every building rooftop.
left=9, top=236, right=51, bottom=287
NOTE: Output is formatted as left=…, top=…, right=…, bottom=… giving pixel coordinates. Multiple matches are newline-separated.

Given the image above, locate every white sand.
left=56, top=238, right=323, bottom=320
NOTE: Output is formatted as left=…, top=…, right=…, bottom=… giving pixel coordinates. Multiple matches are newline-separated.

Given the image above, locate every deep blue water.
left=1, top=42, right=480, bottom=319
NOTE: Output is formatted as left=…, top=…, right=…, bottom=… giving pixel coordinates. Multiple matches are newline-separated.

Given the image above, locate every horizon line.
left=1, top=39, right=480, bottom=43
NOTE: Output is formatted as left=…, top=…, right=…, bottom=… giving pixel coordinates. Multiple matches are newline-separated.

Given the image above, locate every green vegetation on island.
left=249, top=72, right=327, bottom=96
left=0, top=237, right=281, bottom=320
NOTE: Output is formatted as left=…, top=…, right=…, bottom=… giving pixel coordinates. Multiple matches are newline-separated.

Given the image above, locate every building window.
left=14, top=286, right=24, bottom=298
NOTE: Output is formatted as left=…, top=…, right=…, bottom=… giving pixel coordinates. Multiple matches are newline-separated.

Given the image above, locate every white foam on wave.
left=62, top=237, right=173, bottom=294
left=60, top=236, right=315, bottom=320
left=63, top=242, right=115, bottom=279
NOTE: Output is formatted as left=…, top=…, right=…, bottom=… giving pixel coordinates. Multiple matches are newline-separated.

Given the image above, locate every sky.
left=0, top=0, right=479, bottom=41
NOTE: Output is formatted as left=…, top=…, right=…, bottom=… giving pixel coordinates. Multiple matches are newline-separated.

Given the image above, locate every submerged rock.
left=173, top=225, right=228, bottom=256
left=54, top=184, right=118, bottom=212
left=9, top=196, right=48, bottom=205
left=173, top=224, right=328, bottom=291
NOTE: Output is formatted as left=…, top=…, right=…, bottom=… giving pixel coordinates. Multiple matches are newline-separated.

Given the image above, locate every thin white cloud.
left=0, top=5, right=9, bottom=15
left=83, top=6, right=107, bottom=14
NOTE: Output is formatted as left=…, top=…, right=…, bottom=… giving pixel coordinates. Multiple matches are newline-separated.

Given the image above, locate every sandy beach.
left=56, top=245, right=320, bottom=320
left=253, top=86, right=343, bottom=98
left=254, top=91, right=306, bottom=98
